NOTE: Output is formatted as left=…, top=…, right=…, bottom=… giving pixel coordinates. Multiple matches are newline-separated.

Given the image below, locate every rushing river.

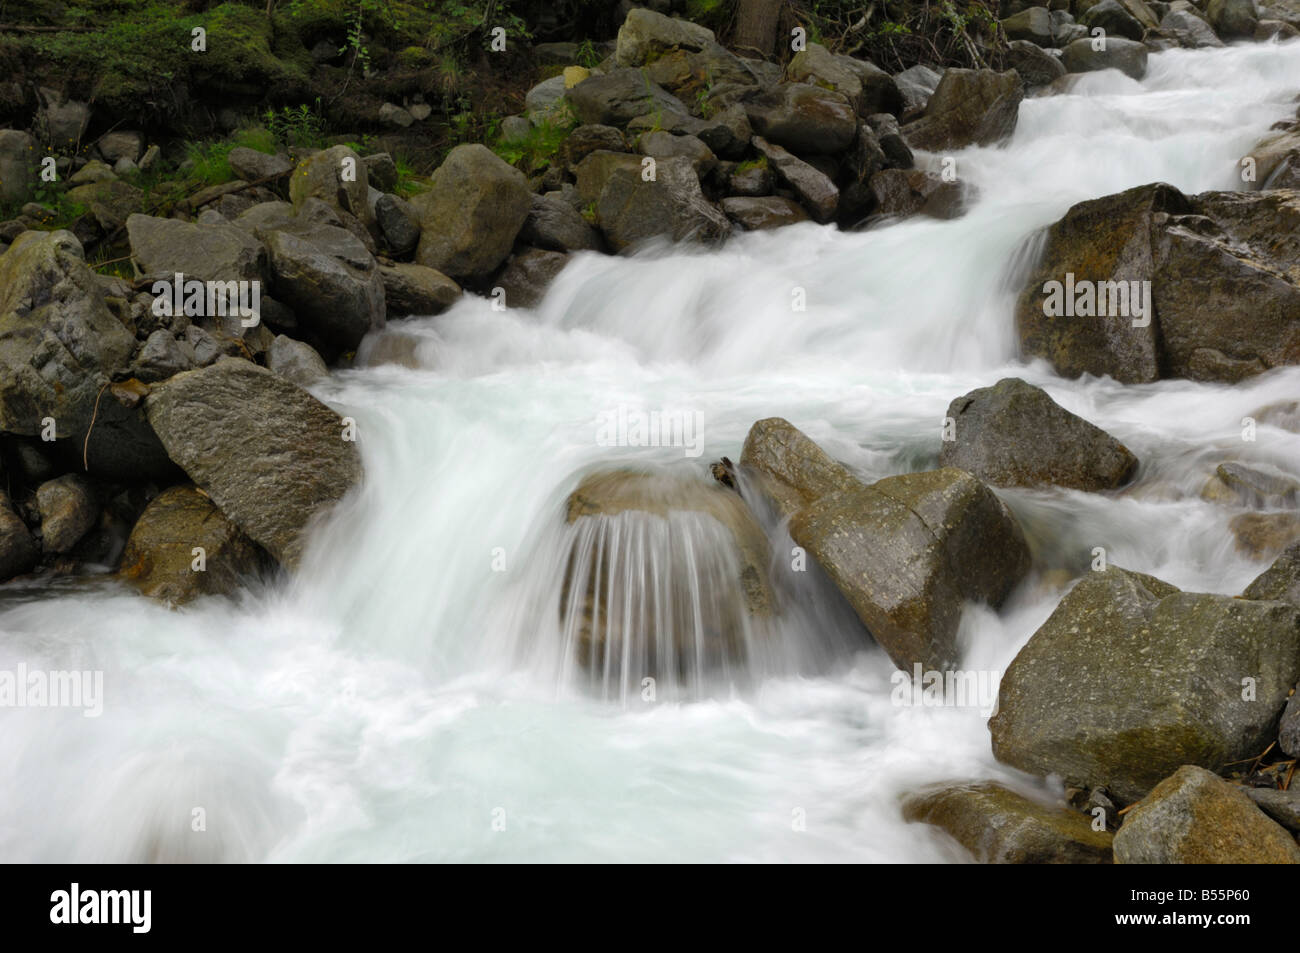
left=2, top=40, right=1299, bottom=862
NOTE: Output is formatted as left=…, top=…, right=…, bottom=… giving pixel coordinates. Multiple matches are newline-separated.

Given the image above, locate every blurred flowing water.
left=2, top=41, right=1299, bottom=862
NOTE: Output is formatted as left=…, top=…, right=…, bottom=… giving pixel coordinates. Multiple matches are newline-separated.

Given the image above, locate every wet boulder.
left=1206, top=0, right=1260, bottom=36
left=903, top=781, right=1114, bottom=863
left=990, top=567, right=1300, bottom=804
left=560, top=468, right=774, bottom=678
left=1113, top=766, right=1300, bottom=863
left=940, top=377, right=1138, bottom=490
left=520, top=193, right=602, bottom=252
left=789, top=465, right=1031, bottom=670
left=1015, top=184, right=1300, bottom=384
left=119, top=485, right=268, bottom=605
left=738, top=416, right=861, bottom=518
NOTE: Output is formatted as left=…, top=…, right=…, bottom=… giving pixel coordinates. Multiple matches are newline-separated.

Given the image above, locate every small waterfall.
left=555, top=506, right=771, bottom=701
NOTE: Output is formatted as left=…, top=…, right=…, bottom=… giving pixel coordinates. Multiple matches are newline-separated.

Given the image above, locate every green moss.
left=492, top=116, right=573, bottom=174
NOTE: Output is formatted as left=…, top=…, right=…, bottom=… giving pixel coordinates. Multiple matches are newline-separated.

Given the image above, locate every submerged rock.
left=990, top=567, right=1300, bottom=804
left=560, top=469, right=774, bottom=679
left=1114, top=766, right=1300, bottom=863
left=903, top=781, right=1114, bottom=863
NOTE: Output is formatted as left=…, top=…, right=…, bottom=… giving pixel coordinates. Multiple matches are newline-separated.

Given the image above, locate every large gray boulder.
left=0, top=231, right=170, bottom=480
left=119, top=485, right=267, bottom=605
left=1113, top=766, right=1300, bottom=863
left=566, top=69, right=688, bottom=127
left=1018, top=185, right=1300, bottom=384
left=266, top=334, right=328, bottom=387
left=990, top=567, right=1300, bottom=804
left=409, top=144, right=532, bottom=282
left=587, top=154, right=731, bottom=252
left=373, top=193, right=421, bottom=256
left=743, top=83, right=858, bottom=155
left=903, top=781, right=1114, bottom=863
left=1060, top=36, right=1149, bottom=79
left=1001, top=6, right=1056, bottom=43
left=940, top=377, right=1138, bottom=490
left=144, top=359, right=362, bottom=571
left=227, top=147, right=292, bottom=182
left=787, top=462, right=1030, bottom=670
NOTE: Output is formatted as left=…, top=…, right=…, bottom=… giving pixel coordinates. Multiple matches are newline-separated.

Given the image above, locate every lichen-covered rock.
left=127, top=213, right=266, bottom=283
left=144, top=359, right=363, bottom=571
left=1114, top=766, right=1300, bottom=863
left=903, top=781, right=1114, bottom=863
left=566, top=69, right=688, bottom=127
left=990, top=567, right=1300, bottom=804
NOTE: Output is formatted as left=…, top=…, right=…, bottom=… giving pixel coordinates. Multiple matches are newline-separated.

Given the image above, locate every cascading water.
left=2, top=41, right=1300, bottom=862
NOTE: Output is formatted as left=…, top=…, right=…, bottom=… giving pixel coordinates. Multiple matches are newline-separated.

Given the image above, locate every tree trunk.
left=732, top=0, right=783, bottom=59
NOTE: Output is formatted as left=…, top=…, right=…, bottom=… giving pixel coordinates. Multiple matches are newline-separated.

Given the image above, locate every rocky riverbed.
left=1, top=2, right=1299, bottom=863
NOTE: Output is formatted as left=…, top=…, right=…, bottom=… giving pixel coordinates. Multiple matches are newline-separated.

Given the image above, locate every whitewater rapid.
left=2, top=41, right=1299, bottom=862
